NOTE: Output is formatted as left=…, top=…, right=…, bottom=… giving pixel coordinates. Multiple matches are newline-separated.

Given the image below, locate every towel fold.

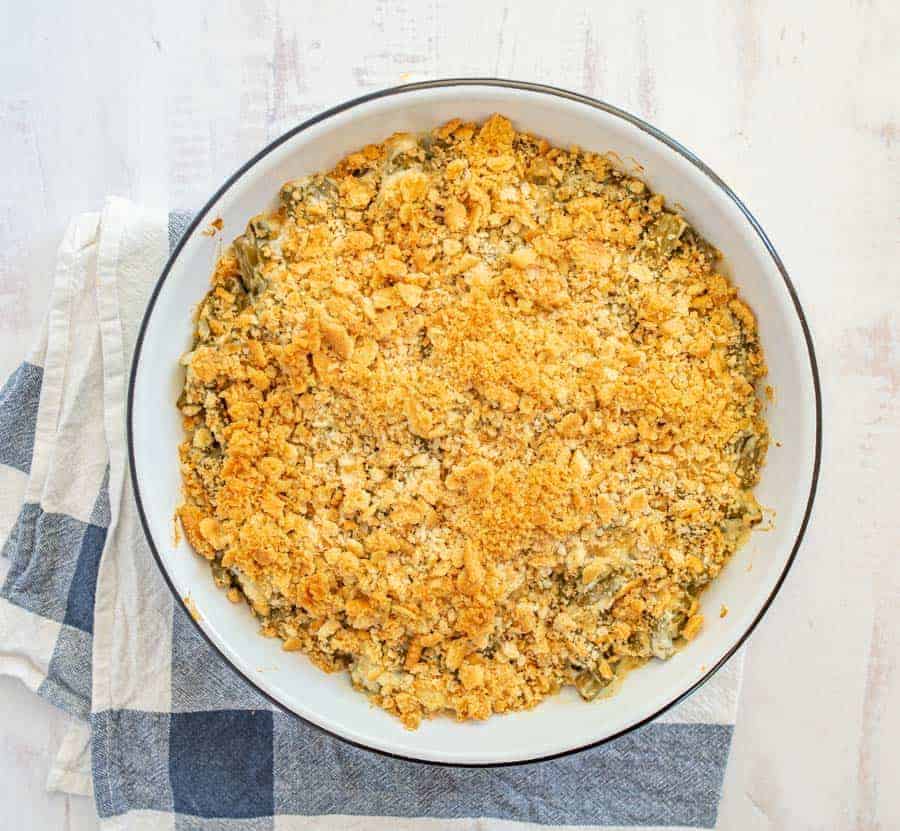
left=0, top=199, right=743, bottom=830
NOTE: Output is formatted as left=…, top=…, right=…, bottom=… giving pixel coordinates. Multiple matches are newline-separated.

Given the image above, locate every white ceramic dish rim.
left=127, top=78, right=822, bottom=767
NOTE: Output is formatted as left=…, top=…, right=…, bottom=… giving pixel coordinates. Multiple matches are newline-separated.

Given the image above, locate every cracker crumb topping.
left=177, top=115, right=768, bottom=728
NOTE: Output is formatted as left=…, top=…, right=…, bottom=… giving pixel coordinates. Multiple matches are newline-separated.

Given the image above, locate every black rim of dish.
left=127, top=78, right=823, bottom=768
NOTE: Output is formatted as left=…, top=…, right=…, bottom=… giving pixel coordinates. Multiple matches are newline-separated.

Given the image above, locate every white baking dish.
left=128, top=79, right=821, bottom=765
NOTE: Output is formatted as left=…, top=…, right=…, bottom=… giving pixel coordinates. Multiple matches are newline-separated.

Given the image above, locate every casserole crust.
left=177, top=115, right=767, bottom=728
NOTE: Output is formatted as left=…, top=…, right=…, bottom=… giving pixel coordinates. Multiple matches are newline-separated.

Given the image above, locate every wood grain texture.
left=0, top=1, right=897, bottom=828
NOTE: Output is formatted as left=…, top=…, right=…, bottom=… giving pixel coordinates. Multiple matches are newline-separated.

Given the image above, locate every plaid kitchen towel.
left=0, top=198, right=744, bottom=830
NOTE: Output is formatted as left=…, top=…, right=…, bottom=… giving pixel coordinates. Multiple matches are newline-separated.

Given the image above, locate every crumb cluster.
left=178, top=115, right=767, bottom=728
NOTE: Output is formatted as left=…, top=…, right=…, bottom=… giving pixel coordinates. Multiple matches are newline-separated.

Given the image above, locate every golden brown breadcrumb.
left=177, top=115, right=768, bottom=728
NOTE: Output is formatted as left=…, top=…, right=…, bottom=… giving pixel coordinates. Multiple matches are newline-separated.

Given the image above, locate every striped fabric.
left=0, top=201, right=741, bottom=830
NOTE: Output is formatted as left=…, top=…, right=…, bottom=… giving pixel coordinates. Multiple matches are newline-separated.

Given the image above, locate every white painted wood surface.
left=1, top=1, right=897, bottom=828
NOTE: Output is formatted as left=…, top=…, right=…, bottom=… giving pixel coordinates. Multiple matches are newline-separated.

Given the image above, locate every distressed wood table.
left=1, top=1, right=897, bottom=828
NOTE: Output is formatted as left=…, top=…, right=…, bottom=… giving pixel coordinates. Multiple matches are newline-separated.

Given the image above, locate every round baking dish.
left=128, top=79, right=821, bottom=765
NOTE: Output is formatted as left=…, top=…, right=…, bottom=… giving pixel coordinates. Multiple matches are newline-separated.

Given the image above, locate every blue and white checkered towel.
left=0, top=198, right=743, bottom=830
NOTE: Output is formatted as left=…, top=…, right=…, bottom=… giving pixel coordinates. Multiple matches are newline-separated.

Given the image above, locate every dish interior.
left=130, top=84, right=817, bottom=764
